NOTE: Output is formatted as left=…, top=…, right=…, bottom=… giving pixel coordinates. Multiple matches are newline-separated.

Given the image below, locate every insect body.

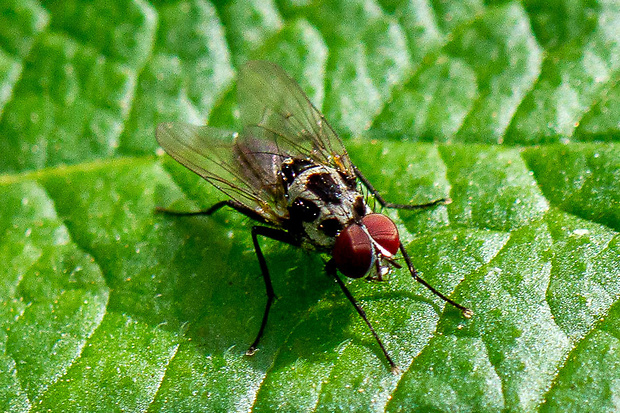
left=286, top=162, right=364, bottom=249
left=156, top=61, right=472, bottom=372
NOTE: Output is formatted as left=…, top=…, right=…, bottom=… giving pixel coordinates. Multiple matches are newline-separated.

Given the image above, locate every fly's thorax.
left=285, top=164, right=368, bottom=249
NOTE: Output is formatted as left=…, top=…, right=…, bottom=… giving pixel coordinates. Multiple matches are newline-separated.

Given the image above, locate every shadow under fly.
left=156, top=60, right=472, bottom=373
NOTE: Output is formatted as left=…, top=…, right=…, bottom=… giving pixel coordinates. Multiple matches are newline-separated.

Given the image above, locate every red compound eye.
left=333, top=224, right=373, bottom=279
left=361, top=214, right=400, bottom=256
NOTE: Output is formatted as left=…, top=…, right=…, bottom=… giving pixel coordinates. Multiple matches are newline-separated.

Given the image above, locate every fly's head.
left=332, top=213, right=401, bottom=280
left=285, top=164, right=368, bottom=249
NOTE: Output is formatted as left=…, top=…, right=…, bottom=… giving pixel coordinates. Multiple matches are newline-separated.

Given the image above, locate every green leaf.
left=0, top=0, right=619, bottom=411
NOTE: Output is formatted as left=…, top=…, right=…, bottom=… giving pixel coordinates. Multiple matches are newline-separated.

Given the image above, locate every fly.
left=156, top=61, right=472, bottom=373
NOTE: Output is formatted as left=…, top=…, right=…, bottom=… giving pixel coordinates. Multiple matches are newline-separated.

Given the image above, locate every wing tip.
left=244, top=60, right=277, bottom=69
left=156, top=121, right=172, bottom=139
left=241, top=60, right=286, bottom=79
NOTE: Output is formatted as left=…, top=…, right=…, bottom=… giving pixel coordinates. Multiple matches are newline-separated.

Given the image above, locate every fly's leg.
left=352, top=166, right=472, bottom=317
left=156, top=199, right=270, bottom=224
left=157, top=201, right=300, bottom=354
left=352, top=165, right=451, bottom=210
left=399, top=244, right=473, bottom=317
left=326, top=260, right=399, bottom=374
left=246, top=226, right=299, bottom=355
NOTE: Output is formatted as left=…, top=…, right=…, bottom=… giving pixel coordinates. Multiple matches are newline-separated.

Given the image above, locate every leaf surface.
left=0, top=0, right=618, bottom=411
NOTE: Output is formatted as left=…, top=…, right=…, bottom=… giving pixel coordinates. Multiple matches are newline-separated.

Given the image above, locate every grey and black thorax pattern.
left=281, top=158, right=370, bottom=250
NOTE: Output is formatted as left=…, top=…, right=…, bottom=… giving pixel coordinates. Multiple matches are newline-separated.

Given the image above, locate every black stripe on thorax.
left=306, top=172, right=342, bottom=204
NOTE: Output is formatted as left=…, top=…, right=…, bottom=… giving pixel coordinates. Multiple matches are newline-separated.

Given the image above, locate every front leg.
left=326, top=260, right=399, bottom=373
left=352, top=165, right=451, bottom=210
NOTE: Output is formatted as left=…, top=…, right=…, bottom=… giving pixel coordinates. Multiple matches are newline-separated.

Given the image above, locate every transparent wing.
left=156, top=122, right=288, bottom=222
left=157, top=61, right=354, bottom=222
left=237, top=60, right=354, bottom=175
